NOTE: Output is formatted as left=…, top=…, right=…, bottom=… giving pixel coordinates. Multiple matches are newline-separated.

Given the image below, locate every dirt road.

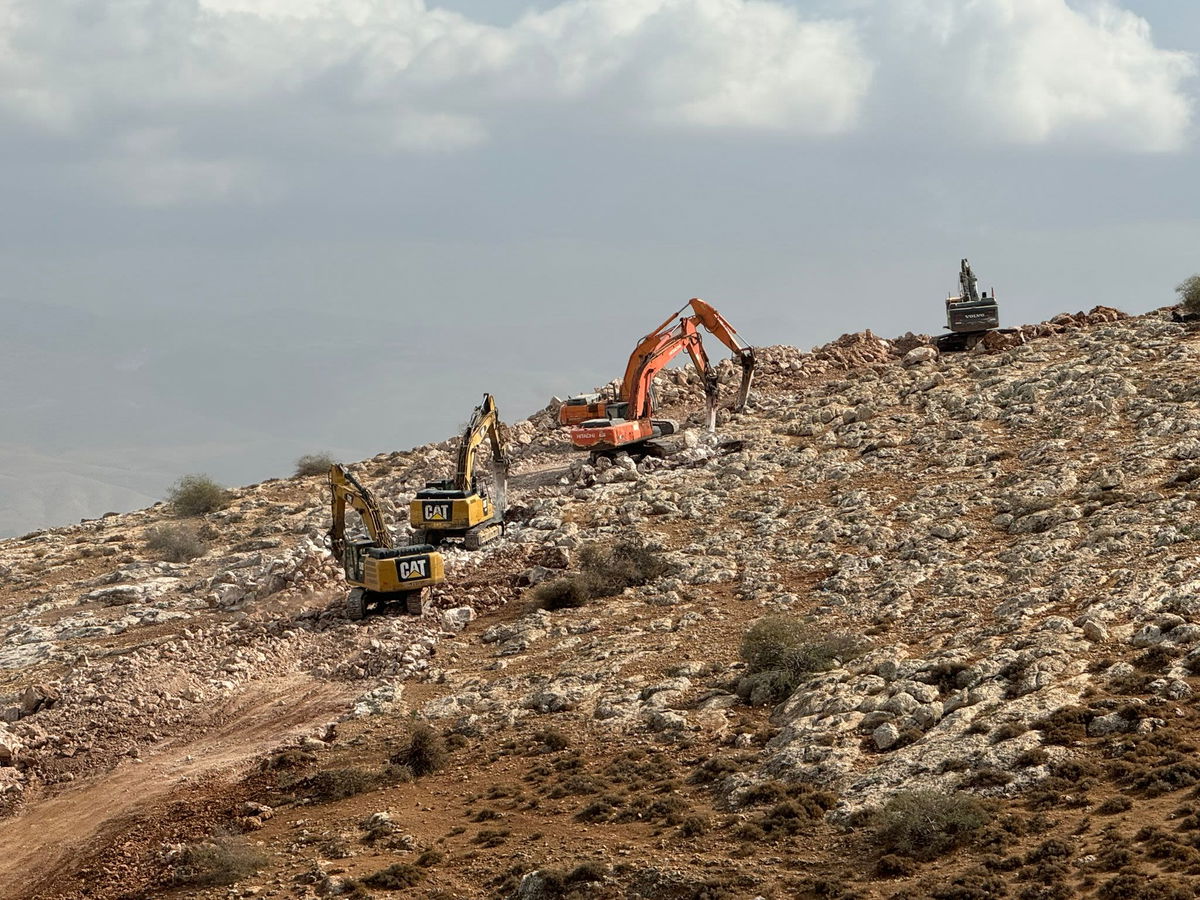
left=0, top=676, right=353, bottom=900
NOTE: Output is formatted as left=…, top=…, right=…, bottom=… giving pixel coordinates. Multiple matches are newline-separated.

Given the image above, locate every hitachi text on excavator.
left=410, top=393, right=509, bottom=550
left=566, top=298, right=755, bottom=457
left=327, top=464, right=445, bottom=620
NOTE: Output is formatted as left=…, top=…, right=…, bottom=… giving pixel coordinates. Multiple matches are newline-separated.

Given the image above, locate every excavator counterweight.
left=410, top=393, right=509, bottom=549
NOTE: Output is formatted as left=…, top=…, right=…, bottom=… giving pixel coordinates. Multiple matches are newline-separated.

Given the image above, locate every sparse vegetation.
left=531, top=536, right=673, bottom=609
left=144, top=523, right=208, bottom=562
left=389, top=724, right=447, bottom=777
left=363, top=862, right=424, bottom=889
left=294, top=452, right=337, bottom=477
left=1177, top=275, right=1200, bottom=315
left=168, top=838, right=266, bottom=887
left=167, top=473, right=229, bottom=516
left=301, top=767, right=378, bottom=802
left=533, top=727, right=571, bottom=752
left=871, top=789, right=993, bottom=860
left=260, top=748, right=317, bottom=771
left=736, top=616, right=866, bottom=706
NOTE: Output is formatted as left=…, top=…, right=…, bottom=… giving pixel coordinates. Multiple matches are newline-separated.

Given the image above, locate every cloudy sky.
left=1, top=0, right=1197, bottom=535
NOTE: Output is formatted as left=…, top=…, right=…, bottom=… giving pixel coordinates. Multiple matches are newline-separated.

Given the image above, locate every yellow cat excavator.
left=410, top=393, right=509, bottom=550
left=328, top=464, right=445, bottom=620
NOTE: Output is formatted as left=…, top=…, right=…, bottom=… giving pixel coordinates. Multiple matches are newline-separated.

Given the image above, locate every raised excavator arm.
left=569, top=299, right=756, bottom=454
left=559, top=298, right=756, bottom=427
left=328, top=463, right=393, bottom=561
left=959, top=259, right=981, bottom=304
left=454, top=393, right=509, bottom=513
left=617, top=298, right=755, bottom=419
left=410, top=393, right=509, bottom=550
left=625, top=317, right=719, bottom=427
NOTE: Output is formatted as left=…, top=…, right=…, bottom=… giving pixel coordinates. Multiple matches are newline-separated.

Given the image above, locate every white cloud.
left=0, top=0, right=873, bottom=206
left=862, top=0, right=1196, bottom=151
left=0, top=0, right=1192, bottom=208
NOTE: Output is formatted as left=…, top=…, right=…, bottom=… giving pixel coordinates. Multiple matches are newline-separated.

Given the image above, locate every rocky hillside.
left=4, top=305, right=1200, bottom=900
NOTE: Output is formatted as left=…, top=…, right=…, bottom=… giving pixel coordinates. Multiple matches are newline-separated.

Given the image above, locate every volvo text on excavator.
left=328, top=464, right=445, bottom=620
left=568, top=298, right=755, bottom=457
left=936, top=259, right=1000, bottom=352
left=410, top=393, right=509, bottom=550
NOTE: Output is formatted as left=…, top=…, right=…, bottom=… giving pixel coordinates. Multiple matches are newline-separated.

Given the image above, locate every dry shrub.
left=260, top=748, right=317, bottom=771
left=737, top=616, right=866, bottom=706
left=473, top=827, right=511, bottom=847
left=302, top=767, right=378, bottom=802
left=168, top=473, right=229, bottom=516
left=531, top=578, right=589, bottom=610
left=363, top=862, right=423, bottom=889
left=1098, top=872, right=1195, bottom=900
left=295, top=453, right=337, bottom=477
left=168, top=838, right=266, bottom=886
left=1097, top=796, right=1133, bottom=814
left=872, top=790, right=993, bottom=860
left=390, top=724, right=447, bottom=777
left=532, top=536, right=673, bottom=609
left=145, top=523, right=208, bottom=562
left=1034, top=706, right=1093, bottom=746
left=533, top=728, right=571, bottom=752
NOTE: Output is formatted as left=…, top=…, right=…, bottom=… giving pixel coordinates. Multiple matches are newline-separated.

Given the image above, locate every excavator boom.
left=569, top=298, right=754, bottom=453
left=328, top=464, right=393, bottom=558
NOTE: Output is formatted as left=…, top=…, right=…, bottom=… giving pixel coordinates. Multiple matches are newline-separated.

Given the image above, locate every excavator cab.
left=559, top=392, right=608, bottom=426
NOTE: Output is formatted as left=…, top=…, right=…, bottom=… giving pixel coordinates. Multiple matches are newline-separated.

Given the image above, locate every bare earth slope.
left=4, top=306, right=1200, bottom=899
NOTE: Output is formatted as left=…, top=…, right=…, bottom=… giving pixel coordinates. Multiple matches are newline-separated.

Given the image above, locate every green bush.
left=389, top=724, right=447, bottom=777
left=144, top=523, right=208, bottom=562
left=737, top=617, right=865, bottom=705
left=169, top=838, right=267, bottom=886
left=1177, top=275, right=1200, bottom=315
left=532, top=536, right=673, bottom=609
left=871, top=789, right=993, bottom=860
left=167, top=473, right=229, bottom=516
left=294, top=453, right=337, bottom=477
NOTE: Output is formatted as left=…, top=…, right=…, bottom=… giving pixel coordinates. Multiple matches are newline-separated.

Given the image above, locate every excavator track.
left=404, top=591, right=425, bottom=616
left=463, top=522, right=503, bottom=551
left=346, top=588, right=367, bottom=621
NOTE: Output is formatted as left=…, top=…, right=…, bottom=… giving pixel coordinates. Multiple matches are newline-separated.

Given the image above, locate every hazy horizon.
left=3, top=0, right=1198, bottom=536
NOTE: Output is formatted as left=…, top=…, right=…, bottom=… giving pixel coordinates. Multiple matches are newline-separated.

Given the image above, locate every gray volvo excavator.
left=936, top=259, right=1000, bottom=352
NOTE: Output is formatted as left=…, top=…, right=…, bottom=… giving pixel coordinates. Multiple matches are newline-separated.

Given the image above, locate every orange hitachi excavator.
left=567, top=298, right=755, bottom=456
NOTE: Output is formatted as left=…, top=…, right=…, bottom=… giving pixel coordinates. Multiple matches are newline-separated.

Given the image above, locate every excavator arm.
left=687, top=298, right=756, bottom=411
left=627, top=319, right=719, bottom=427
left=454, top=393, right=510, bottom=520
left=617, top=298, right=754, bottom=416
left=328, top=463, right=393, bottom=559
